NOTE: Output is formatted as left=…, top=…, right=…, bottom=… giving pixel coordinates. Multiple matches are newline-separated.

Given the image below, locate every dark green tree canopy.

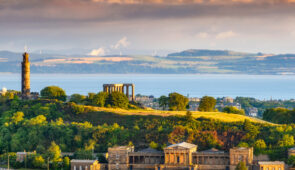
left=92, top=92, right=109, bottom=107
left=70, top=94, right=86, bottom=104
left=159, top=95, right=169, bottom=110
left=168, top=92, right=189, bottom=111
left=223, top=106, right=245, bottom=115
left=107, top=92, right=129, bottom=108
left=40, top=86, right=67, bottom=101
left=199, top=96, right=216, bottom=112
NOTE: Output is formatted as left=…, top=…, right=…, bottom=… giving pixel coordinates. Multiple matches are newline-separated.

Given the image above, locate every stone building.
left=71, top=159, right=106, bottom=170
left=106, top=142, right=254, bottom=170
left=288, top=147, right=295, bottom=157
left=103, top=84, right=135, bottom=101
left=253, top=161, right=285, bottom=170
left=72, top=142, right=285, bottom=170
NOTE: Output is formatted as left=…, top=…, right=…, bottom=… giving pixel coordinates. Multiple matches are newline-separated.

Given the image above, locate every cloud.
left=88, top=47, right=105, bottom=56
left=112, top=37, right=130, bottom=49
left=216, top=31, right=237, bottom=39
left=196, top=32, right=209, bottom=39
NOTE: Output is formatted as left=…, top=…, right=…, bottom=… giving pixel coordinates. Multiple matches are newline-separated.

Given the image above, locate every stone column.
left=132, top=84, right=135, bottom=101
left=126, top=85, right=129, bottom=98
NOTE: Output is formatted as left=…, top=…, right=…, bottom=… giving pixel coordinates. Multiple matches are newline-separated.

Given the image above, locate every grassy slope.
left=73, top=106, right=273, bottom=125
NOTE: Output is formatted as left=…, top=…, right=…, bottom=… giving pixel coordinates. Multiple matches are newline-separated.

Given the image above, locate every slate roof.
left=138, top=147, right=162, bottom=153
left=201, top=148, right=225, bottom=154
left=258, top=161, right=284, bottom=165
left=71, top=159, right=97, bottom=163
left=166, top=142, right=197, bottom=149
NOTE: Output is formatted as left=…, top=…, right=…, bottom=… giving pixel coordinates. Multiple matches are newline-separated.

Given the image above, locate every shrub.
left=40, top=86, right=66, bottom=101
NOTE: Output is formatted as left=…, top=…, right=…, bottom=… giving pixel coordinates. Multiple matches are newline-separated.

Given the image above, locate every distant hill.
left=168, top=49, right=253, bottom=57
left=0, top=49, right=295, bottom=75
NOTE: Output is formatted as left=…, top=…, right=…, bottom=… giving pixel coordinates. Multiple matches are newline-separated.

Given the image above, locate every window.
left=116, top=163, right=119, bottom=170
left=177, top=156, right=180, bottom=163
left=116, top=154, right=120, bottom=160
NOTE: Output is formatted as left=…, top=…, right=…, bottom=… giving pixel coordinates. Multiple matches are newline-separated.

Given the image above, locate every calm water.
left=0, top=73, right=295, bottom=100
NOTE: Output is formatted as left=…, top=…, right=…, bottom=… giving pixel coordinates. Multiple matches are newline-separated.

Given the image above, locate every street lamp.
left=7, top=154, right=10, bottom=170
left=47, top=157, right=50, bottom=170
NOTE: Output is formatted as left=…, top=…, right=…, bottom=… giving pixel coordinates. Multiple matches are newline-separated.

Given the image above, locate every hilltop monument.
left=103, top=83, right=135, bottom=101
left=21, top=52, right=30, bottom=99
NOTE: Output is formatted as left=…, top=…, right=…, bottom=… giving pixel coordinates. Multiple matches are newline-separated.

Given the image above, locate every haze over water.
left=1, top=73, right=295, bottom=100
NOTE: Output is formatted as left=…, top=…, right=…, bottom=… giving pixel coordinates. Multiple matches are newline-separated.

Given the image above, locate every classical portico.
left=103, top=83, right=135, bottom=101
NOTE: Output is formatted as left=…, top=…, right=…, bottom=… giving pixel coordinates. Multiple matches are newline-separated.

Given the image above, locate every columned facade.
left=103, top=84, right=135, bottom=101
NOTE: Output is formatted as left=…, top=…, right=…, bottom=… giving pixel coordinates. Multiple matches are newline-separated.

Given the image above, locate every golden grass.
left=88, top=107, right=273, bottom=124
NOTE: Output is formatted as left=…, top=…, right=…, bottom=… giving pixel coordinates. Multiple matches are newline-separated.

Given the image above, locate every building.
left=103, top=84, right=135, bottom=101
left=71, top=159, right=106, bottom=170
left=288, top=147, right=295, bottom=157
left=72, top=142, right=285, bottom=170
left=253, top=161, right=285, bottom=170
left=106, top=142, right=254, bottom=170
left=0, top=87, right=7, bottom=96
left=16, top=151, right=35, bottom=162
left=21, top=52, right=30, bottom=99
left=247, top=107, right=259, bottom=117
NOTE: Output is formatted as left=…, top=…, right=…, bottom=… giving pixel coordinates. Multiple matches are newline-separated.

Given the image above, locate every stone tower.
left=21, top=52, right=30, bottom=99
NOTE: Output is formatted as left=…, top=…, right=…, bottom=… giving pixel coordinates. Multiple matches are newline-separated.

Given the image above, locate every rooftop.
left=71, top=160, right=97, bottom=163
left=137, top=147, right=162, bottom=153
left=258, top=161, right=284, bottom=165
left=200, top=148, right=225, bottom=154
left=166, top=142, right=197, bottom=149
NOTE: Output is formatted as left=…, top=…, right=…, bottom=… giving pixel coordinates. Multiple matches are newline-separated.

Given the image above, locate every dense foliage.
left=223, top=106, right=245, bottom=115
left=1, top=91, right=295, bottom=168
left=40, top=86, right=67, bottom=101
left=199, top=96, right=217, bottom=112
left=168, top=93, right=189, bottom=111
left=263, top=108, right=295, bottom=124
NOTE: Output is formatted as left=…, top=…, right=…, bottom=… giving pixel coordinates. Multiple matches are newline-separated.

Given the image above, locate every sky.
left=1, top=0, right=295, bottom=55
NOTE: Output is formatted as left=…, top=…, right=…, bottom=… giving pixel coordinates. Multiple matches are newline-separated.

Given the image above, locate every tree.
left=199, top=96, right=216, bottom=112
left=107, top=92, right=129, bottom=108
left=47, top=141, right=62, bottom=162
left=70, top=94, right=86, bottom=104
left=243, top=119, right=259, bottom=141
left=278, top=134, right=294, bottom=147
left=223, top=106, right=245, bottom=115
left=186, top=111, right=193, bottom=121
left=288, top=155, right=295, bottom=167
left=254, top=139, right=267, bottom=150
left=235, top=161, right=247, bottom=170
left=168, top=93, right=189, bottom=111
left=27, top=115, right=47, bottom=126
left=40, top=86, right=66, bottom=101
left=63, top=157, right=70, bottom=170
left=10, top=112, right=24, bottom=125
left=92, top=92, right=108, bottom=107
left=32, top=155, right=45, bottom=168
left=159, top=95, right=168, bottom=110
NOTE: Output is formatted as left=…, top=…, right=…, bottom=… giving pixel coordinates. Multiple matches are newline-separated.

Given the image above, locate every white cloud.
left=216, top=31, right=237, bottom=39
left=112, top=37, right=130, bottom=49
left=88, top=47, right=105, bottom=56
left=196, top=32, right=209, bottom=39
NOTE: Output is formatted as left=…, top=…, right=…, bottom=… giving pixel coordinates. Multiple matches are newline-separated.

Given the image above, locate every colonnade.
left=164, top=150, right=191, bottom=165
left=193, top=154, right=229, bottom=165
left=103, top=84, right=135, bottom=101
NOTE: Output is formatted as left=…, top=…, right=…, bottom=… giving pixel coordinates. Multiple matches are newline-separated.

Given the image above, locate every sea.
left=0, top=73, right=295, bottom=100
